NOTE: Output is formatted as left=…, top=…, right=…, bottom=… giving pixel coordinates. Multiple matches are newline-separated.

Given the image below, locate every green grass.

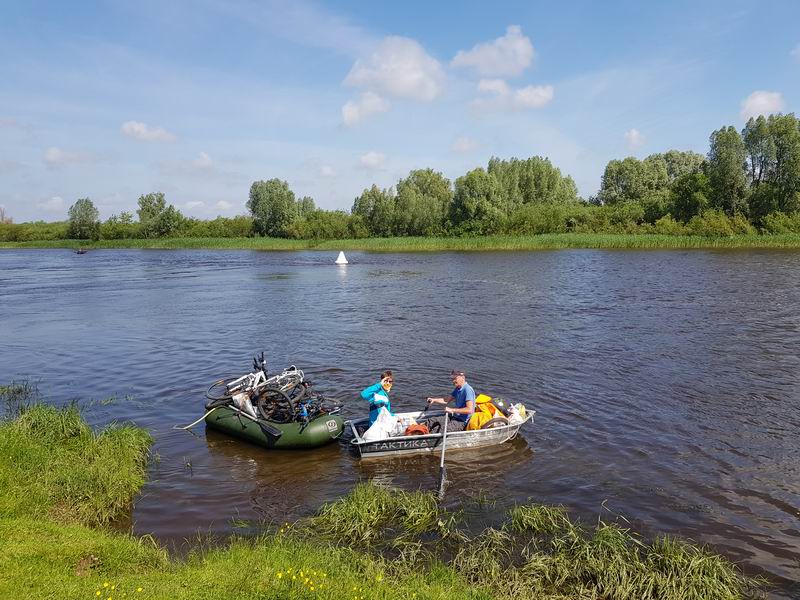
left=0, top=403, right=765, bottom=600
left=0, top=403, right=152, bottom=526
left=2, top=233, right=800, bottom=251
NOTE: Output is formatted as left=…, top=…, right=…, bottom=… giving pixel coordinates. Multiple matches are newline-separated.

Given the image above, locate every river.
left=1, top=248, right=798, bottom=597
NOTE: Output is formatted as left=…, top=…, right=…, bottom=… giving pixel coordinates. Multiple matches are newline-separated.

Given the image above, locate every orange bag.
left=467, top=394, right=500, bottom=430
left=404, top=423, right=430, bottom=436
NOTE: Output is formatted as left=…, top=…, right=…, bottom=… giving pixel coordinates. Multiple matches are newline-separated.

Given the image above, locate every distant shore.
left=3, top=233, right=800, bottom=251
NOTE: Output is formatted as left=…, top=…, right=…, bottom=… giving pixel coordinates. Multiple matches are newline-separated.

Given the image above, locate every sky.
left=1, top=0, right=799, bottom=222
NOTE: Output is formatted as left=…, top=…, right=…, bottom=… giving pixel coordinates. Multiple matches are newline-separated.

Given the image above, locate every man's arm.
left=426, top=395, right=453, bottom=405
left=445, top=399, right=474, bottom=416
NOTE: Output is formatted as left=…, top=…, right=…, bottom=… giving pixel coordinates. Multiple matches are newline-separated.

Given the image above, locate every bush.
left=761, top=211, right=800, bottom=234
left=686, top=209, right=756, bottom=237
left=653, top=215, right=688, bottom=235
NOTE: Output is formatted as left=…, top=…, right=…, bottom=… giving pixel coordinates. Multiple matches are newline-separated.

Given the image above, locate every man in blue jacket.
left=361, top=370, right=394, bottom=425
left=426, top=369, right=475, bottom=431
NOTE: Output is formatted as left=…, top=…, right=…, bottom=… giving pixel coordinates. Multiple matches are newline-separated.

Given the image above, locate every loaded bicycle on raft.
left=195, top=353, right=534, bottom=458
left=201, top=353, right=345, bottom=449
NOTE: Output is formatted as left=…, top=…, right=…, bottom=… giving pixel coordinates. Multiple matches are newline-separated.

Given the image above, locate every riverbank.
left=0, top=399, right=763, bottom=599
left=2, top=233, right=800, bottom=251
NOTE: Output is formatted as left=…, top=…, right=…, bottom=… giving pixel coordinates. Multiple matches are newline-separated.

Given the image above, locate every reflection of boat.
left=205, top=405, right=345, bottom=450
left=349, top=409, right=534, bottom=459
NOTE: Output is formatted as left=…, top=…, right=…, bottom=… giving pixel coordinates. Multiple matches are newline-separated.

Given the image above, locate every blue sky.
left=1, top=0, right=799, bottom=221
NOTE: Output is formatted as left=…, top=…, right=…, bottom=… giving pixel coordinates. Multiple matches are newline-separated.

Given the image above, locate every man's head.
left=450, top=370, right=466, bottom=388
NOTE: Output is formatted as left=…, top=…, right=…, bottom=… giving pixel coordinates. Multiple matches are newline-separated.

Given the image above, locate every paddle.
left=437, top=412, right=449, bottom=501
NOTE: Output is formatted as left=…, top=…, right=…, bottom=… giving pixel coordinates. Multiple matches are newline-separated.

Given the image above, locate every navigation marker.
left=335, top=251, right=348, bottom=265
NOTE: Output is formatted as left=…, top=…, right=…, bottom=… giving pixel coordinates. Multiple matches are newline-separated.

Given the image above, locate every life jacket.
left=466, top=394, right=502, bottom=430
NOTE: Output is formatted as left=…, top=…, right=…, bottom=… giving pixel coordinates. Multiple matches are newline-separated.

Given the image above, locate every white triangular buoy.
left=335, top=251, right=348, bottom=265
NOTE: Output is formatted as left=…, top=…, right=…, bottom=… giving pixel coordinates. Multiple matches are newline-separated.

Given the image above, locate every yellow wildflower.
left=96, top=593, right=101, bottom=597
left=103, top=583, right=109, bottom=588
left=136, top=588, right=143, bottom=593
left=277, top=572, right=283, bottom=579
left=376, top=575, right=383, bottom=582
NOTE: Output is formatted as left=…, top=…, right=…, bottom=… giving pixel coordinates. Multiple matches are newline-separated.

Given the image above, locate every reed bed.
left=303, top=483, right=764, bottom=600
left=2, top=233, right=800, bottom=251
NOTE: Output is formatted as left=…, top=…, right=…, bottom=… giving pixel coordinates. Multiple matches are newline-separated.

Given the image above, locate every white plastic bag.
left=363, top=407, right=396, bottom=442
left=232, top=391, right=258, bottom=419
left=507, top=404, right=524, bottom=425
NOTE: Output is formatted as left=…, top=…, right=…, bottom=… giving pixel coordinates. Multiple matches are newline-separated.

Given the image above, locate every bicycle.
left=205, top=353, right=311, bottom=423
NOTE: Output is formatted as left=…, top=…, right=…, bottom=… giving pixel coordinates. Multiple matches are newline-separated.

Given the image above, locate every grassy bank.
left=2, top=233, right=800, bottom=251
left=0, top=401, right=764, bottom=599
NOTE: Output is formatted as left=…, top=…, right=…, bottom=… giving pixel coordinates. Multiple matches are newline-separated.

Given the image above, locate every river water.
left=1, top=249, right=798, bottom=596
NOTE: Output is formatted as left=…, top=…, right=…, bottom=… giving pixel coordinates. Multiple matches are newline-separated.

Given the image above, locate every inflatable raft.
left=205, top=405, right=345, bottom=449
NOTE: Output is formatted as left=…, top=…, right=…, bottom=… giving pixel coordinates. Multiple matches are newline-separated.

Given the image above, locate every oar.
left=437, top=413, right=450, bottom=501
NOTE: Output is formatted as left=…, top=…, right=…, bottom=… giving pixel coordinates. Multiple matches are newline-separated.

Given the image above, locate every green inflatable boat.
left=205, top=406, right=345, bottom=449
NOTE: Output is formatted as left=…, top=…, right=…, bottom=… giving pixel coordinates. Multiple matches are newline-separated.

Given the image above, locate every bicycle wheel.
left=255, top=387, right=295, bottom=423
left=206, top=377, right=239, bottom=402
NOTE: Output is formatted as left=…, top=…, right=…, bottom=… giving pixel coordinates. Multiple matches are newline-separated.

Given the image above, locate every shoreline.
left=3, top=232, right=800, bottom=251
left=0, top=399, right=768, bottom=599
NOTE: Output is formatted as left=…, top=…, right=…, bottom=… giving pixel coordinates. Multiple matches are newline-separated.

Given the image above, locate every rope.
left=173, top=407, right=218, bottom=430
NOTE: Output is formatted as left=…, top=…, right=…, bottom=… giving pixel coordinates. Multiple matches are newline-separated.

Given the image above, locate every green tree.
left=742, top=116, right=776, bottom=186
left=297, top=196, right=316, bottom=217
left=598, top=156, right=667, bottom=205
left=351, top=185, right=395, bottom=236
left=450, top=168, right=502, bottom=234
left=136, top=192, right=185, bottom=238
left=67, top=198, right=100, bottom=239
left=136, top=192, right=166, bottom=224
left=487, top=156, right=579, bottom=210
left=393, top=169, right=452, bottom=236
left=247, top=179, right=297, bottom=237
left=662, top=150, right=705, bottom=182
left=670, top=172, right=711, bottom=222
left=768, top=113, right=800, bottom=213
left=706, top=126, right=748, bottom=216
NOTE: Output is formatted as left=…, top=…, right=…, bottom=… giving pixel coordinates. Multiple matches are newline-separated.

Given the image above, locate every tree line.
left=2, top=114, right=800, bottom=242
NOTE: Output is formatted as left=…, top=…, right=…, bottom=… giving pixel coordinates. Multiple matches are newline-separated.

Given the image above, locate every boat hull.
left=205, top=405, right=344, bottom=449
left=349, top=409, right=533, bottom=458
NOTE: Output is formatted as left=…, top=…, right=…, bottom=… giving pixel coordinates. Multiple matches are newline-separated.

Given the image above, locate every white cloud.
left=740, top=91, right=784, bottom=120
left=472, top=82, right=554, bottom=112
left=191, top=152, right=213, bottom=170
left=791, top=44, right=800, bottom=62
left=514, top=85, right=554, bottom=108
left=185, top=200, right=205, bottom=209
left=215, top=200, right=233, bottom=211
left=341, top=91, right=389, bottom=126
left=344, top=36, right=445, bottom=101
left=451, top=136, right=479, bottom=154
left=477, top=78, right=511, bottom=95
left=359, top=151, right=385, bottom=170
left=37, top=196, right=65, bottom=213
left=43, top=147, right=89, bottom=170
left=451, top=25, right=535, bottom=78
left=121, top=120, right=177, bottom=142
left=320, top=165, right=336, bottom=177
left=624, top=128, right=645, bottom=150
